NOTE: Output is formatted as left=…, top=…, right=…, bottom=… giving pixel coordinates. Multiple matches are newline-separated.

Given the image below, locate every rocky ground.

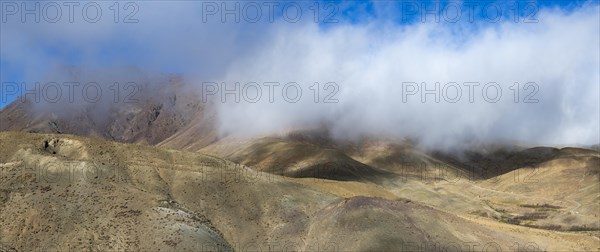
left=0, top=132, right=598, bottom=251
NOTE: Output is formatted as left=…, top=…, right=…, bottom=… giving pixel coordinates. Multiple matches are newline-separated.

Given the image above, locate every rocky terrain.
left=0, top=82, right=599, bottom=251
left=0, top=131, right=598, bottom=251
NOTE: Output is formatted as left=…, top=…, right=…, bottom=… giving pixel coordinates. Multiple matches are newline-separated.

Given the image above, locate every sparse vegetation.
left=519, top=203, right=562, bottom=210
left=514, top=212, right=549, bottom=221
left=522, top=224, right=562, bottom=230
left=568, top=225, right=600, bottom=231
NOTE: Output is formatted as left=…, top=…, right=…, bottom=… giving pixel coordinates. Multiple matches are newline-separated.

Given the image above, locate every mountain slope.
left=1, top=132, right=598, bottom=251
left=199, top=136, right=396, bottom=182
left=0, top=75, right=211, bottom=146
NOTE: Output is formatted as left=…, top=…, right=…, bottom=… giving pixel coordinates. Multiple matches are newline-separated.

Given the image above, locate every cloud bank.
left=1, top=1, right=598, bottom=149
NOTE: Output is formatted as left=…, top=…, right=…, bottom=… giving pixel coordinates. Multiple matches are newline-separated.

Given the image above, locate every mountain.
left=0, top=132, right=598, bottom=251
left=0, top=75, right=214, bottom=146
left=1, top=77, right=599, bottom=251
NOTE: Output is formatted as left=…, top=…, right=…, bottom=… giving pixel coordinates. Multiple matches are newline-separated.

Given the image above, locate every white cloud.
left=2, top=2, right=598, bottom=149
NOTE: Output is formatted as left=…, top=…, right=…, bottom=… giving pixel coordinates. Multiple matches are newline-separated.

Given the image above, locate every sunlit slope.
left=200, top=136, right=395, bottom=182
left=1, top=132, right=597, bottom=251
left=200, top=134, right=600, bottom=234
left=472, top=147, right=600, bottom=231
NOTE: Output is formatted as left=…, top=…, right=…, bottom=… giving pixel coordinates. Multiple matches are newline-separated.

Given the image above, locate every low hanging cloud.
left=213, top=4, right=600, bottom=149
left=1, top=1, right=598, bottom=149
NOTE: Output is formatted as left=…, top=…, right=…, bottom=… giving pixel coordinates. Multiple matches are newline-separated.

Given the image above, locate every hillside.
left=0, top=132, right=598, bottom=251
left=1, top=86, right=599, bottom=251
left=0, top=76, right=213, bottom=146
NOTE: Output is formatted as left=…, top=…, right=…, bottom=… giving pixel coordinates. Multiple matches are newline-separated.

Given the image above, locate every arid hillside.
left=0, top=132, right=598, bottom=251
left=1, top=81, right=599, bottom=251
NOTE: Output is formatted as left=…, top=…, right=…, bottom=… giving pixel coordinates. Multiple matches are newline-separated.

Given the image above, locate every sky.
left=1, top=0, right=599, bottom=149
